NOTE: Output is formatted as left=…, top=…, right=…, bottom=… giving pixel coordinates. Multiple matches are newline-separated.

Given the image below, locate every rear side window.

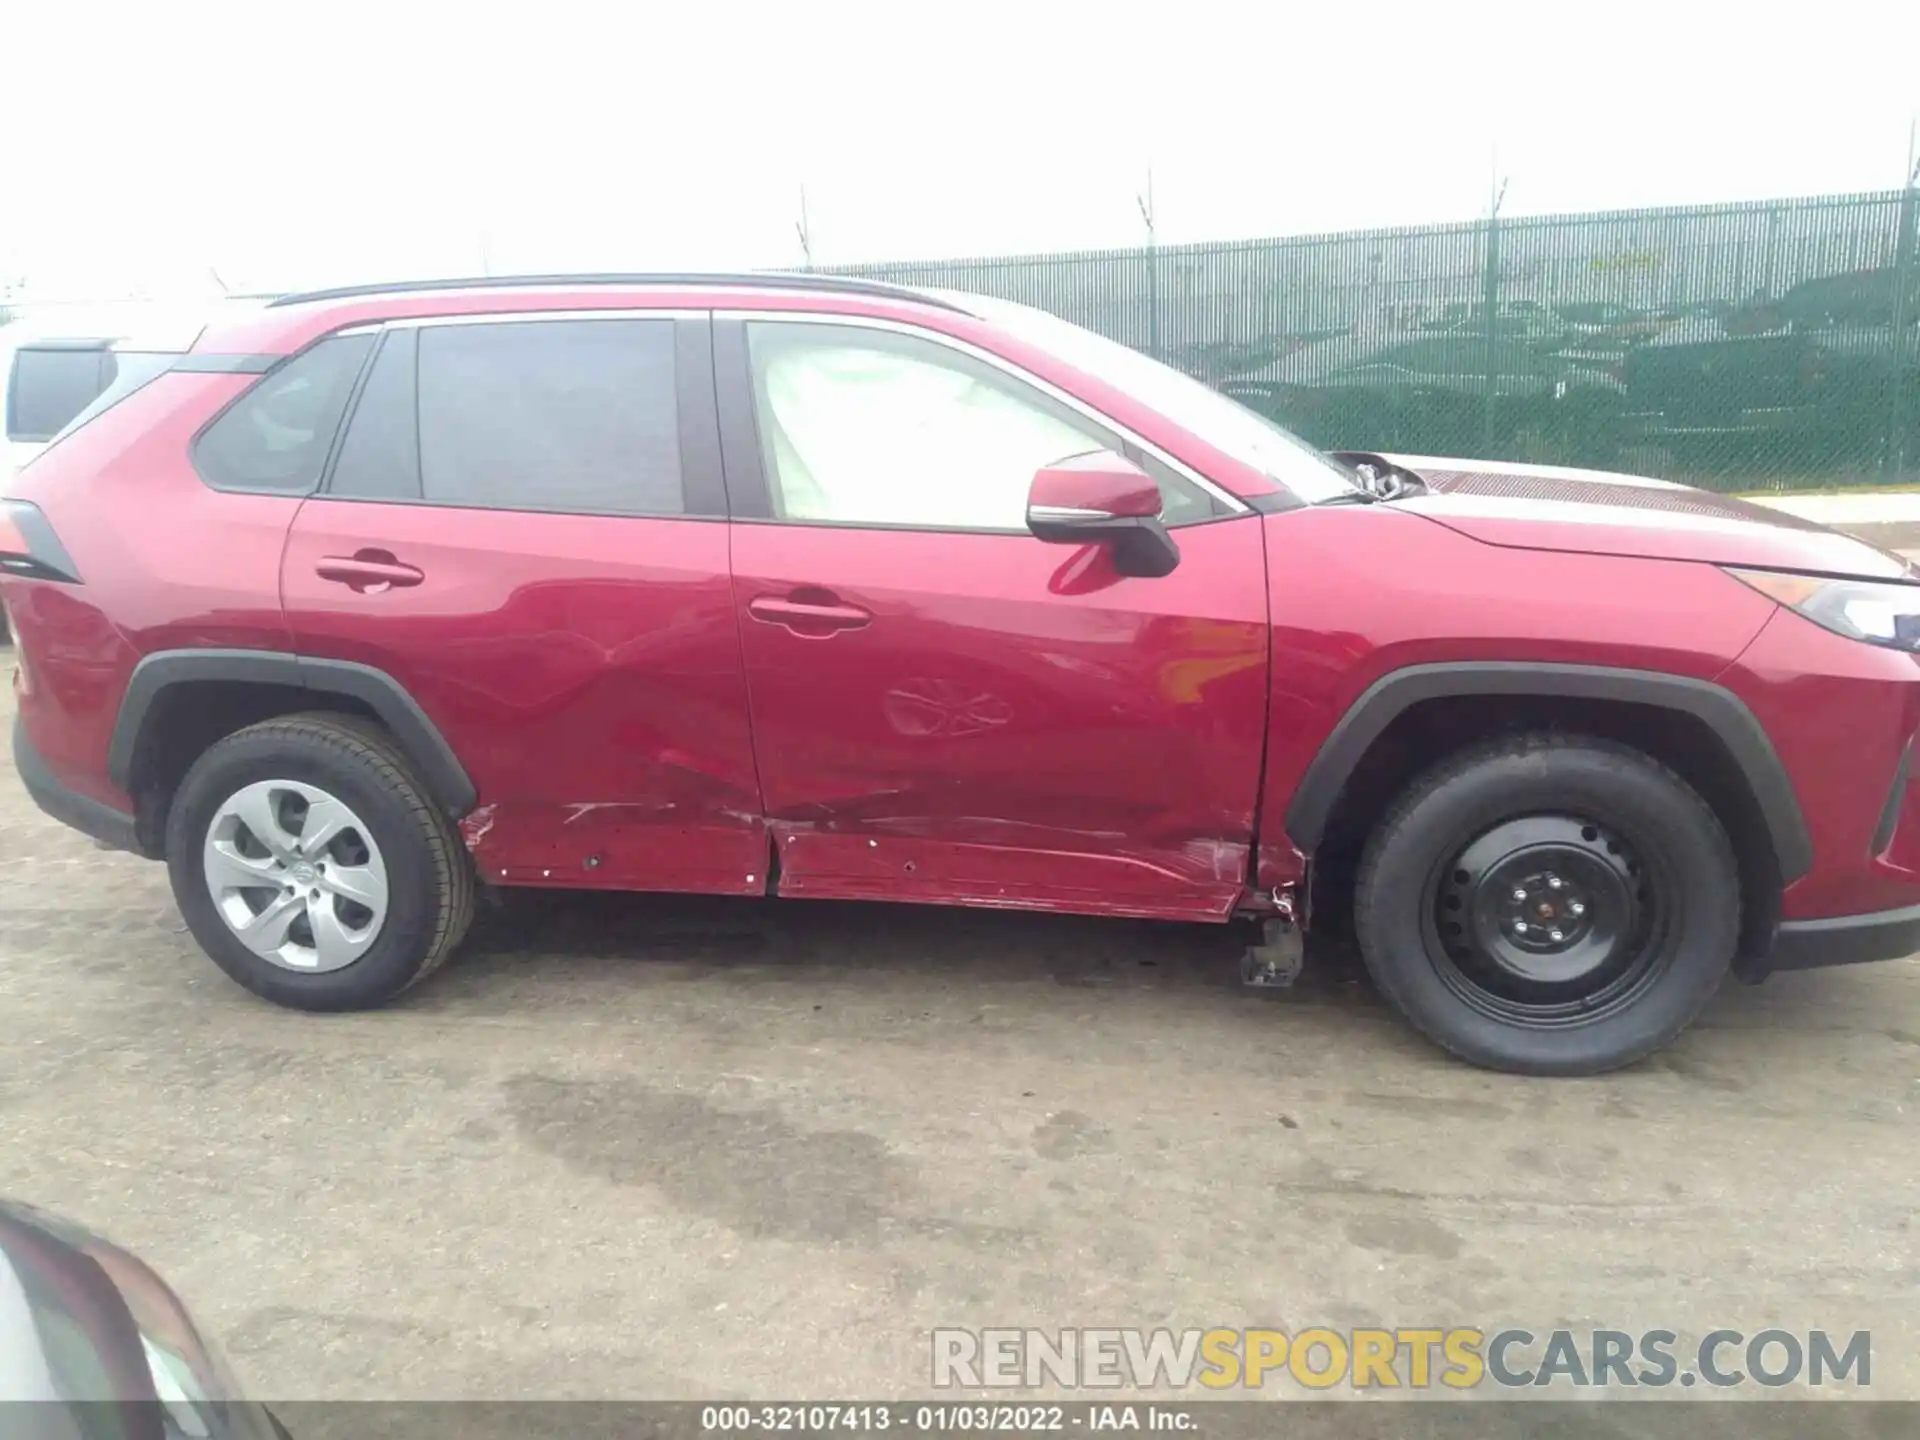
left=193, top=334, right=374, bottom=494
left=7, top=347, right=112, bottom=442
left=418, top=318, right=682, bottom=515
left=328, top=318, right=684, bottom=516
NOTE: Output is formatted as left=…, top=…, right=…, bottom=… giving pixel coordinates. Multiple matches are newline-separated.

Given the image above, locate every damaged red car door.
left=719, top=316, right=1270, bottom=921
left=279, top=314, right=768, bottom=895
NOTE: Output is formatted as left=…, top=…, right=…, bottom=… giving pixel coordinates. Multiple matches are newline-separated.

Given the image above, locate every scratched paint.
left=1178, top=836, right=1252, bottom=883
left=561, top=801, right=677, bottom=825
left=459, top=803, right=497, bottom=852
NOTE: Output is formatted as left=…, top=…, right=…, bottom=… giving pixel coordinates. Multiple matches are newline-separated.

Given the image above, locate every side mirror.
left=1026, top=451, right=1181, bottom=578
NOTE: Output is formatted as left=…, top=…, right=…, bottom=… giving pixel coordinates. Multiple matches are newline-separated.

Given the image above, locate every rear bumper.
left=1769, top=906, right=1920, bottom=972
left=12, top=716, right=139, bottom=853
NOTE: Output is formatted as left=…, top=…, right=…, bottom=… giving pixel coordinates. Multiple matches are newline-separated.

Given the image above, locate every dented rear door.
left=280, top=311, right=768, bottom=895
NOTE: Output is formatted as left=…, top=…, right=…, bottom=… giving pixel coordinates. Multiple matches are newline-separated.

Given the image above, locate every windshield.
left=951, top=292, right=1361, bottom=503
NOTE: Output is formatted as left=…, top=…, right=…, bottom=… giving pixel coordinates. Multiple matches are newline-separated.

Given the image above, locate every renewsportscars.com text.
left=931, top=1327, right=1871, bottom=1391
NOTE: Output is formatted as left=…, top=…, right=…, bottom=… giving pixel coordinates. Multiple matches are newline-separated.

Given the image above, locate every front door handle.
left=748, top=591, right=872, bottom=636
left=316, top=550, right=425, bottom=595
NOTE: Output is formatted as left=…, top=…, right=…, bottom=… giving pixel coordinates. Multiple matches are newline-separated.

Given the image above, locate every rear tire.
left=1354, top=733, right=1738, bottom=1075
left=166, top=713, right=475, bottom=1010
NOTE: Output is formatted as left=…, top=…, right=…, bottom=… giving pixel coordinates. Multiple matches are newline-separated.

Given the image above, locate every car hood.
left=1374, top=453, right=1915, bottom=581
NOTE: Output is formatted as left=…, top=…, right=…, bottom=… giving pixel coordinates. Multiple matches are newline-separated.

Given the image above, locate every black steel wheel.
left=1427, top=814, right=1671, bottom=1027
left=1356, top=734, right=1739, bottom=1075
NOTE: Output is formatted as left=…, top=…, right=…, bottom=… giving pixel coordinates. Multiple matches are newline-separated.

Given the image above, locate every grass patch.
left=1731, top=483, right=1920, bottom=498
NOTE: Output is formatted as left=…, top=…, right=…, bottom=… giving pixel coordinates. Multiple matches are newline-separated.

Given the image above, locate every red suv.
left=6, top=274, right=1918, bottom=1075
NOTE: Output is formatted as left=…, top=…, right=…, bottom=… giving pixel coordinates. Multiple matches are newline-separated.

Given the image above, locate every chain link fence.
left=844, top=189, right=1920, bottom=493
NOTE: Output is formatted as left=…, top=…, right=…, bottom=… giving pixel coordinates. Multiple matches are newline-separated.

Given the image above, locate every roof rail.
left=265, top=271, right=966, bottom=312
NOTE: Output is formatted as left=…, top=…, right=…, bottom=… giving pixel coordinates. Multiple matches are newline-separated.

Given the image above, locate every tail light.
left=0, top=500, right=81, bottom=584
left=0, top=498, right=77, bottom=700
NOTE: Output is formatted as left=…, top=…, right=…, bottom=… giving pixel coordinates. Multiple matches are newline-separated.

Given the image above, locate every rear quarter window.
left=192, top=334, right=375, bottom=495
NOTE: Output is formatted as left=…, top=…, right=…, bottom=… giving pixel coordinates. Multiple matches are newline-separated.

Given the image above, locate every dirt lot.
left=2, top=666, right=1918, bottom=1403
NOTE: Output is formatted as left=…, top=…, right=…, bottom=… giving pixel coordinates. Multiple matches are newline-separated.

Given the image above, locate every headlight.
left=1725, top=568, right=1920, bottom=651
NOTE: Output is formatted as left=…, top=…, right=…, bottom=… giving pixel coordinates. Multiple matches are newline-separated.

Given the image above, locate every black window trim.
left=319, top=326, right=391, bottom=489
left=169, top=353, right=280, bottom=375
left=311, top=310, right=728, bottom=521
left=711, top=311, right=1250, bottom=533
left=188, top=331, right=379, bottom=497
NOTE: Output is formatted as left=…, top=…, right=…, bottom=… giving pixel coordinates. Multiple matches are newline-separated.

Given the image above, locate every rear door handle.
left=316, top=550, right=425, bottom=594
left=747, top=593, right=872, bottom=635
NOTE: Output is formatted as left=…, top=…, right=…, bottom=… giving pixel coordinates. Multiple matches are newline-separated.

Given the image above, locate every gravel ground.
left=1, top=664, right=1917, bottom=1407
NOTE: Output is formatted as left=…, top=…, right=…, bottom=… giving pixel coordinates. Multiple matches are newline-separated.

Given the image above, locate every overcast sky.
left=3, top=0, right=1917, bottom=301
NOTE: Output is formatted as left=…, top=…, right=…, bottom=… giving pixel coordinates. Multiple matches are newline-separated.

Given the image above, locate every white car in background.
left=2, top=300, right=266, bottom=643
left=2, top=300, right=268, bottom=484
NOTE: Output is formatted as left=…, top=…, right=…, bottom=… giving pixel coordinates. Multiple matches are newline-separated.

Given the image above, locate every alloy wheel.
left=201, top=780, right=389, bottom=973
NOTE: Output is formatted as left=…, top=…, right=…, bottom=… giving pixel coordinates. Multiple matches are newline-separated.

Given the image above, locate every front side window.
left=746, top=322, right=1213, bottom=531
left=194, top=334, right=374, bottom=494
left=955, top=294, right=1361, bottom=504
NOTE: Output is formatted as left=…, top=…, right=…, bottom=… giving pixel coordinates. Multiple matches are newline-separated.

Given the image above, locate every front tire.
left=166, top=714, right=475, bottom=1010
left=1354, top=734, right=1738, bottom=1075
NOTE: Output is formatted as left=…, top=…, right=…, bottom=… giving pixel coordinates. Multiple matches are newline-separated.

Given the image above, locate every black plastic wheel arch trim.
left=1770, top=904, right=1920, bottom=970
left=1283, top=661, right=1813, bottom=883
left=108, top=649, right=478, bottom=817
left=14, top=718, right=141, bottom=854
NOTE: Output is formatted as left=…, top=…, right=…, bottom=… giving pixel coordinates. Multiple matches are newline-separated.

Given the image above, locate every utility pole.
left=1482, top=157, right=1508, bottom=454
left=1887, top=118, right=1919, bottom=480
left=1138, top=168, right=1158, bottom=359
left=796, top=187, right=814, bottom=272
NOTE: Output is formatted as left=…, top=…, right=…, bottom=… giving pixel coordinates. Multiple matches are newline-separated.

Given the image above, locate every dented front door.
left=730, top=520, right=1272, bottom=921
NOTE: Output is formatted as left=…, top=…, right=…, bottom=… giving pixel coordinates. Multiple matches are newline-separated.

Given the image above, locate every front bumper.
left=12, top=716, right=139, bottom=853
left=1769, top=906, right=1920, bottom=971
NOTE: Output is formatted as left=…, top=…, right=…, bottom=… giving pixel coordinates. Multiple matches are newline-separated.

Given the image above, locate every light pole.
left=1482, top=163, right=1508, bottom=455
left=1885, top=119, right=1918, bottom=480
left=1138, top=168, right=1158, bottom=359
